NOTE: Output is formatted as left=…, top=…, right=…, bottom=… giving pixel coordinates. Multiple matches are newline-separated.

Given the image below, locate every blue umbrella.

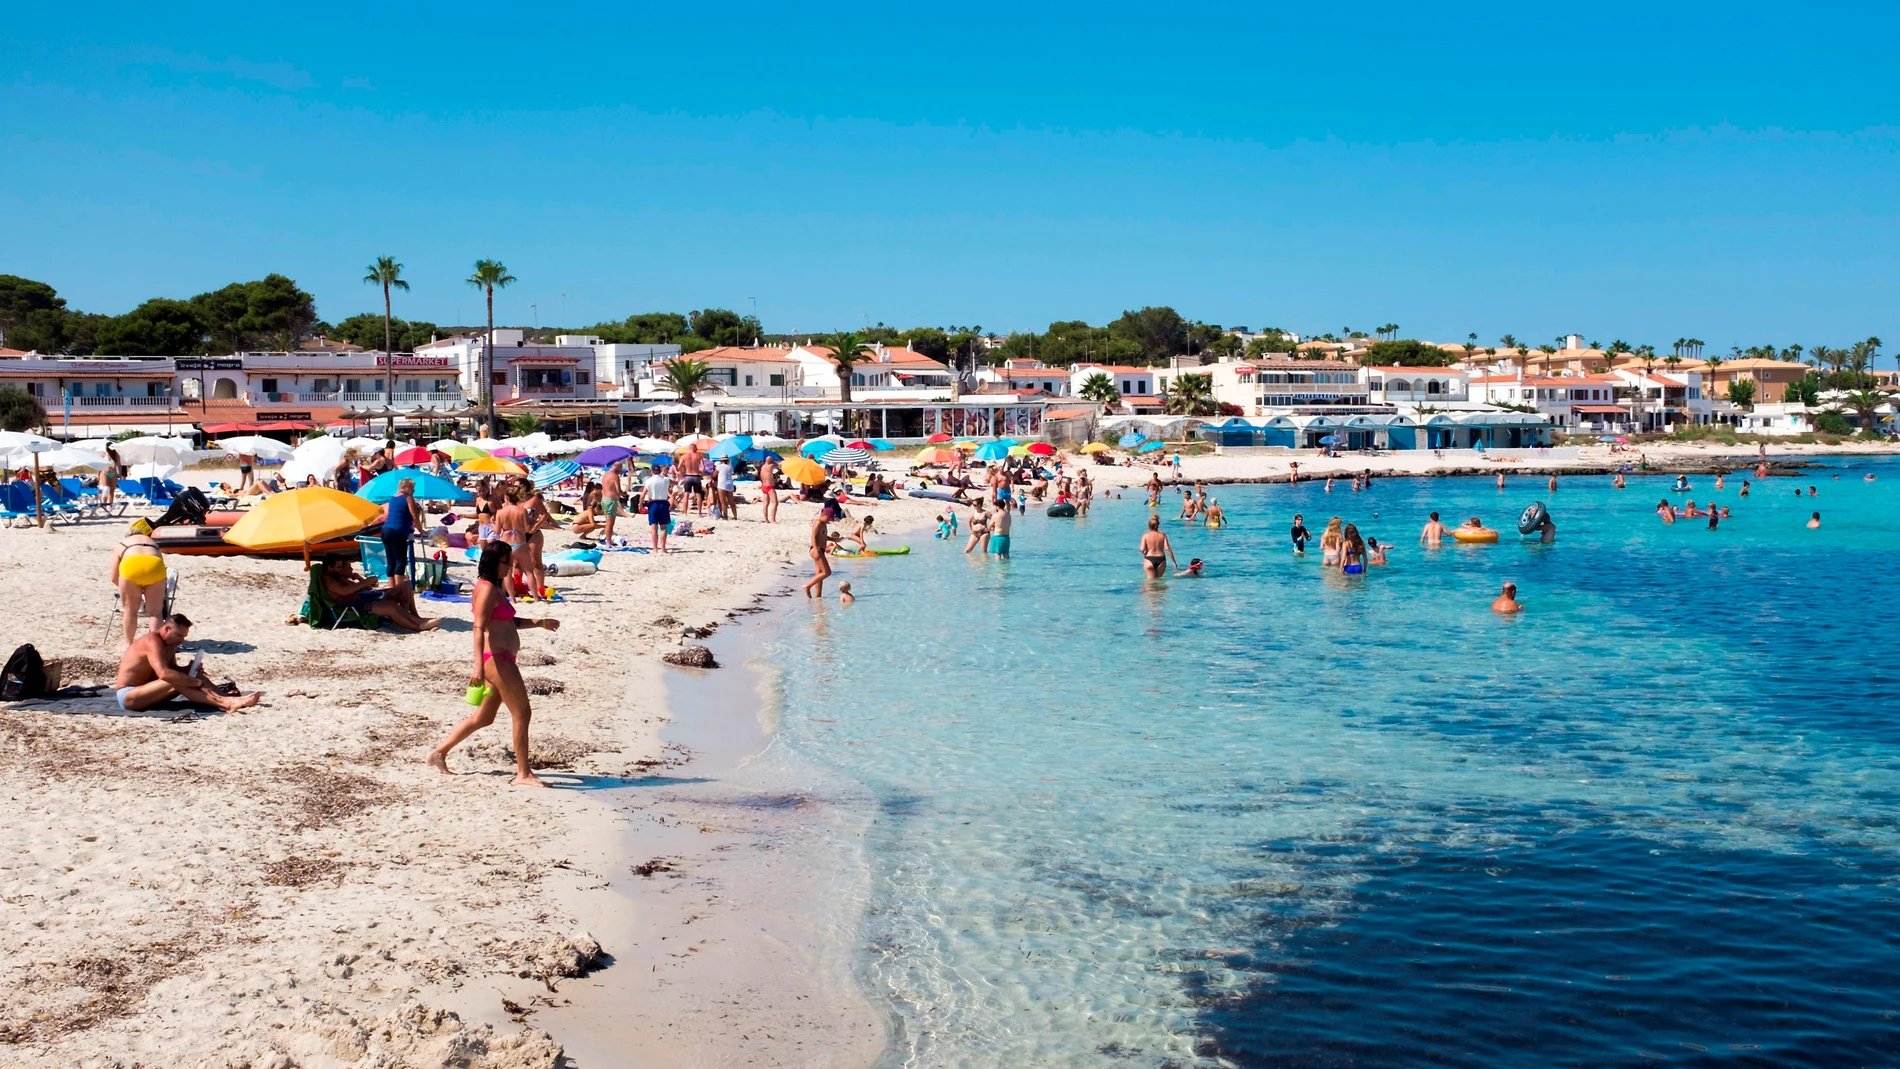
left=643, top=454, right=673, bottom=468
left=532, top=459, right=580, bottom=488
left=1318, top=435, right=1343, bottom=446
left=1598, top=435, right=1618, bottom=443
left=575, top=444, right=634, bottom=467
left=973, top=441, right=1012, bottom=462
left=1117, top=431, right=1147, bottom=448
left=1139, top=441, right=1168, bottom=453
left=825, top=447, right=873, bottom=465
left=740, top=448, right=783, bottom=463
left=799, top=439, right=838, bottom=458
left=357, top=466, right=472, bottom=504
left=865, top=438, right=895, bottom=451
left=707, top=436, right=754, bottom=460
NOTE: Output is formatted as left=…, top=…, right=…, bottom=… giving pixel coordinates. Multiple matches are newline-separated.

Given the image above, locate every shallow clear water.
left=759, top=458, right=1900, bottom=1068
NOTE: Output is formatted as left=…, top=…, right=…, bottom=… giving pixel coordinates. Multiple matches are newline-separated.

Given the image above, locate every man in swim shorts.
left=1419, top=511, right=1447, bottom=547
left=642, top=464, right=673, bottom=552
left=990, top=499, right=1012, bottom=558
left=113, top=614, right=260, bottom=713
left=600, top=461, right=624, bottom=545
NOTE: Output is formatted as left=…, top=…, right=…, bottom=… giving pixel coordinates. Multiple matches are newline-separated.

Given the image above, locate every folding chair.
left=300, top=562, right=380, bottom=630
left=106, top=572, right=178, bottom=645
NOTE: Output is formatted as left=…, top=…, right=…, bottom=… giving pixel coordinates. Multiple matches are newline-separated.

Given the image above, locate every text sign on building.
left=376, top=355, right=453, bottom=368
left=175, top=358, right=244, bottom=371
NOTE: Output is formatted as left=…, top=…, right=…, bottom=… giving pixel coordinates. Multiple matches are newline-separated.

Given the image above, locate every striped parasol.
left=823, top=447, right=872, bottom=465
left=532, top=459, right=581, bottom=488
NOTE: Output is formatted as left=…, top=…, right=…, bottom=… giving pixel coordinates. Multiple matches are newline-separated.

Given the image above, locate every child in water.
left=935, top=514, right=952, bottom=540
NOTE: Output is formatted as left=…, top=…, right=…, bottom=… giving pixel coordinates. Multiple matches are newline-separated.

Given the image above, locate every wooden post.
left=32, top=457, right=44, bottom=527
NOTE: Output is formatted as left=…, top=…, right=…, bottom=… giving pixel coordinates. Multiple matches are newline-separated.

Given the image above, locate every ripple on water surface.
left=760, top=460, right=1900, bottom=1068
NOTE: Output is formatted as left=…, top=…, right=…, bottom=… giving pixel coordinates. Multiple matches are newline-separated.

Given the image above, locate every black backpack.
left=2, top=644, right=47, bottom=701
left=154, top=486, right=212, bottom=528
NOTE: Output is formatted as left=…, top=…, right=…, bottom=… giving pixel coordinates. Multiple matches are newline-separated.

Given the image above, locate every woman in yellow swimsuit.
left=110, top=519, right=167, bottom=645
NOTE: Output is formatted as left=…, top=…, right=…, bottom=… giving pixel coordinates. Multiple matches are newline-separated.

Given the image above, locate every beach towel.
left=419, top=589, right=472, bottom=604
left=9, top=687, right=222, bottom=718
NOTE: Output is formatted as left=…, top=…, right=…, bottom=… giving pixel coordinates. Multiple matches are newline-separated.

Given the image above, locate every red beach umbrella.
left=926, top=432, right=953, bottom=444
left=1026, top=442, right=1056, bottom=456
left=394, top=446, right=434, bottom=465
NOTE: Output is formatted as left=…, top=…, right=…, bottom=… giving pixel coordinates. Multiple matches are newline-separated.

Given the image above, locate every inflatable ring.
left=1452, top=527, right=1499, bottom=544
left=1047, top=502, right=1077, bottom=518
left=1518, top=501, right=1548, bottom=535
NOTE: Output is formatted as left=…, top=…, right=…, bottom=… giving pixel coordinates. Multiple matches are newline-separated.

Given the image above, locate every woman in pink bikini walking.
left=428, top=540, right=562, bottom=786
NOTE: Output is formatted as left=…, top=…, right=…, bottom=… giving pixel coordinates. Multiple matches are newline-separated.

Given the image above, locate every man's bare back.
left=115, top=616, right=260, bottom=712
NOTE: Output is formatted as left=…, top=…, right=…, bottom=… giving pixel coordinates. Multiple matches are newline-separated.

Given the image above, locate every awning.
left=48, top=421, right=198, bottom=439
left=1572, top=405, right=1630, bottom=414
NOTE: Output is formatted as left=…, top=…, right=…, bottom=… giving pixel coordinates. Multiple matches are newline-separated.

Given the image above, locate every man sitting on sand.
left=114, top=613, right=261, bottom=712
left=322, top=559, right=442, bottom=632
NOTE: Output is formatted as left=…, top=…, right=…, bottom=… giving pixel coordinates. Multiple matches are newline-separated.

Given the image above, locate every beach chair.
left=116, top=479, right=150, bottom=507
left=300, top=562, right=380, bottom=631
left=105, top=571, right=178, bottom=646
left=139, top=478, right=177, bottom=507
left=37, top=480, right=90, bottom=524
left=63, top=477, right=124, bottom=518
left=0, top=483, right=36, bottom=527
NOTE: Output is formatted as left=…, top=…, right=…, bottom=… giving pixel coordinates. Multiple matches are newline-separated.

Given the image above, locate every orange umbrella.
left=459, top=456, right=528, bottom=474
left=781, top=456, right=828, bottom=485
left=915, top=447, right=958, bottom=465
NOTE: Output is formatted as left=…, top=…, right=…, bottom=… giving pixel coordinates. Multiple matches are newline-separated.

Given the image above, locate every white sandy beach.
left=1, top=440, right=1893, bottom=1066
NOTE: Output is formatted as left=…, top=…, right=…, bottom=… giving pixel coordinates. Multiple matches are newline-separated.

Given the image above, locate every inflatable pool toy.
left=1452, top=526, right=1499, bottom=544
left=1047, top=502, right=1077, bottom=518
left=908, top=489, right=962, bottom=502
left=1517, top=501, right=1549, bottom=535
left=832, top=546, right=911, bottom=557
left=545, top=558, right=597, bottom=577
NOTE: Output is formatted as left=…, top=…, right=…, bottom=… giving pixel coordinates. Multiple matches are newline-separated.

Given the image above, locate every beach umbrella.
left=643, top=455, right=673, bottom=468
left=1117, top=431, right=1147, bottom=448
left=426, top=438, right=464, bottom=453
left=914, top=447, right=958, bottom=465
left=707, top=435, right=754, bottom=460
left=991, top=438, right=1018, bottom=448
left=357, top=467, right=473, bottom=504
left=781, top=456, right=828, bottom=485
left=539, top=438, right=589, bottom=456
left=445, top=443, right=490, bottom=461
left=29, top=447, right=111, bottom=471
left=1317, top=435, right=1342, bottom=446
left=676, top=433, right=717, bottom=448
left=575, top=444, right=635, bottom=467
left=490, top=446, right=525, bottom=458
left=214, top=436, right=297, bottom=462
left=750, top=433, right=792, bottom=448
left=799, top=439, right=839, bottom=458
left=393, top=446, right=435, bottom=465
left=824, top=447, right=872, bottom=465
left=1008, top=445, right=1031, bottom=457
left=113, top=435, right=197, bottom=465
left=459, top=456, right=528, bottom=475
left=1026, top=442, right=1056, bottom=456
left=126, top=461, right=182, bottom=482
left=740, top=448, right=782, bottom=463
left=224, top=487, right=383, bottom=551
left=1598, top=435, right=1618, bottom=443
left=634, top=437, right=677, bottom=454
left=343, top=437, right=400, bottom=455
left=953, top=439, right=979, bottom=451
left=1079, top=442, right=1109, bottom=453
left=469, top=437, right=504, bottom=450
left=531, top=459, right=581, bottom=489
left=926, top=432, right=954, bottom=444
left=973, top=441, right=1012, bottom=462
left=1139, top=441, right=1168, bottom=454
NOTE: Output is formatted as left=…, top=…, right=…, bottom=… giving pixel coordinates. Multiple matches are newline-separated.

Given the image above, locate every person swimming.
left=1673, top=475, right=1691, bottom=492
left=1807, top=511, right=1821, bottom=528
left=1657, top=499, right=1676, bottom=523
left=1339, top=524, right=1366, bottom=575
left=1491, top=582, right=1522, bottom=614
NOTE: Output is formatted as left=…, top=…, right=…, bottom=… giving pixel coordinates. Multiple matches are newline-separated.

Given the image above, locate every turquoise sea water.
left=758, top=458, right=1900, bottom=1068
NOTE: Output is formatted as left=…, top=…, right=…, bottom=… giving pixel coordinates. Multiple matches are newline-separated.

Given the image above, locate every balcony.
left=70, top=395, right=180, bottom=408
left=246, top=391, right=466, bottom=408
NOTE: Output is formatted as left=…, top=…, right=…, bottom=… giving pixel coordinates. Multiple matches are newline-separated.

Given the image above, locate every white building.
left=1363, top=366, right=1469, bottom=405
left=1201, top=356, right=1368, bottom=415
left=1735, top=402, right=1815, bottom=436
left=1070, top=364, right=1164, bottom=413
left=414, top=329, right=681, bottom=401
left=972, top=358, right=1072, bottom=395
left=1470, top=373, right=1628, bottom=430
left=635, top=342, right=956, bottom=403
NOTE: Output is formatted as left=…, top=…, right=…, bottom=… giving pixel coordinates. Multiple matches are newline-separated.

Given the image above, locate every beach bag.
left=2, top=644, right=48, bottom=701
left=154, top=486, right=211, bottom=528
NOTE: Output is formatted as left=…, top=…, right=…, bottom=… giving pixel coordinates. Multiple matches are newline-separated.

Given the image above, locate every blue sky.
left=4, top=2, right=1897, bottom=355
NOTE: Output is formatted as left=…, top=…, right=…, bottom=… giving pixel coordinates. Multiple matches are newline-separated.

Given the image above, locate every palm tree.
left=658, top=357, right=714, bottom=407
left=827, top=330, right=871, bottom=403
left=1079, top=372, right=1121, bottom=407
left=363, top=256, right=409, bottom=406
left=1164, top=372, right=1217, bottom=416
left=466, top=259, right=516, bottom=436
left=1537, top=344, right=1558, bottom=377
left=1837, top=387, right=1892, bottom=435
left=1498, top=333, right=1517, bottom=350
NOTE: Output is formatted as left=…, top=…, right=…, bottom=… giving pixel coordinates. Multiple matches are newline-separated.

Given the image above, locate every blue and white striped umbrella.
left=532, top=459, right=580, bottom=488
left=823, top=447, right=872, bottom=465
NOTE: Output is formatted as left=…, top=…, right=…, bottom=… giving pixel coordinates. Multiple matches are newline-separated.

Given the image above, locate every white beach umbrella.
left=1, top=445, right=107, bottom=470
left=426, top=438, right=465, bottom=453
left=127, top=462, right=182, bottom=482
left=675, top=433, right=717, bottom=448
left=469, top=437, right=504, bottom=450
left=633, top=437, right=677, bottom=453
left=213, top=435, right=297, bottom=462
left=749, top=432, right=792, bottom=448
left=536, top=438, right=588, bottom=455
left=110, top=435, right=197, bottom=465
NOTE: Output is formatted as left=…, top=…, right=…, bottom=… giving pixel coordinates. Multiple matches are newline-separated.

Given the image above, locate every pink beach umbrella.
left=490, top=446, right=525, bottom=458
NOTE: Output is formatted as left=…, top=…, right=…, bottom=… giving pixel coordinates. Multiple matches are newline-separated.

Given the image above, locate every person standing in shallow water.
left=1139, top=515, right=1177, bottom=578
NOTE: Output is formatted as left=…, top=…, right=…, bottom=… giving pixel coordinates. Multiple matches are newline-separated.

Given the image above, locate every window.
left=25, top=383, right=41, bottom=396
left=261, top=378, right=278, bottom=393
left=146, top=382, right=165, bottom=397
left=744, top=375, right=755, bottom=387
left=490, top=371, right=506, bottom=386
left=576, top=371, right=590, bottom=385
left=1138, top=381, right=1149, bottom=395
left=343, top=379, right=363, bottom=393
left=769, top=373, right=785, bottom=387
left=1427, top=380, right=1441, bottom=394
left=707, top=368, right=737, bottom=387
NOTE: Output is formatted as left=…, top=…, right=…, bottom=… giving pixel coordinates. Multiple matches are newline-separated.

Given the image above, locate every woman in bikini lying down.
left=428, top=539, right=562, bottom=787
